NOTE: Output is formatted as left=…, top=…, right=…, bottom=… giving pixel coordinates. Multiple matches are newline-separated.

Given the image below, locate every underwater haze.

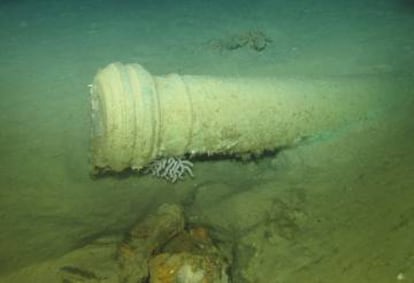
left=1, top=0, right=414, bottom=282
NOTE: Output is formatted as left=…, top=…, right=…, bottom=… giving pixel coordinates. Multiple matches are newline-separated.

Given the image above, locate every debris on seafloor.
left=59, top=265, right=103, bottom=282
left=117, top=203, right=230, bottom=283
left=208, top=30, right=272, bottom=52
left=117, top=203, right=186, bottom=283
left=57, top=203, right=231, bottom=283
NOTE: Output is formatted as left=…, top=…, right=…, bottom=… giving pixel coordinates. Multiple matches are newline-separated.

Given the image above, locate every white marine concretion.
left=90, top=62, right=391, bottom=174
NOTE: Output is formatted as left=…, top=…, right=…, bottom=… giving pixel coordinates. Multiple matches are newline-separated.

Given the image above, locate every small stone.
left=397, top=272, right=405, bottom=281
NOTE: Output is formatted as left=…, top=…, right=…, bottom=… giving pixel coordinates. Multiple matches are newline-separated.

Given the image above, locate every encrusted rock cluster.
left=117, top=204, right=230, bottom=283
left=56, top=204, right=230, bottom=283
